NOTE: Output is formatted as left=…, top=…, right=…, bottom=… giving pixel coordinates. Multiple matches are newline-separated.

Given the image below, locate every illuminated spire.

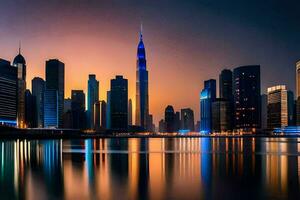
left=19, top=41, right=21, bottom=54
left=140, top=23, right=143, bottom=41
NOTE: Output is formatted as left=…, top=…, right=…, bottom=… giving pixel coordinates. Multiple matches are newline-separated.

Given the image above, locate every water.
left=0, top=137, right=299, bottom=200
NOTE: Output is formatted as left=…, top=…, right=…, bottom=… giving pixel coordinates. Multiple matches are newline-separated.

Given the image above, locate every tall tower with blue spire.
left=135, top=24, right=149, bottom=130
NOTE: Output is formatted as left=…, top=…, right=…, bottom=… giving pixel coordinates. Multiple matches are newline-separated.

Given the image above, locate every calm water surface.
left=0, top=137, right=300, bottom=200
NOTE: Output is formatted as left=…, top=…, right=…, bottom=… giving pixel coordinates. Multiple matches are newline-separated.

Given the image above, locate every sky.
left=0, top=0, right=300, bottom=124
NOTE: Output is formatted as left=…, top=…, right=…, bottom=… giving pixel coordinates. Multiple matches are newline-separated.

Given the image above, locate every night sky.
left=1, top=0, right=300, bottom=123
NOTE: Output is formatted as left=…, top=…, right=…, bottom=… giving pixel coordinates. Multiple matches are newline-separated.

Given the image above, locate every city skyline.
left=1, top=1, right=300, bottom=124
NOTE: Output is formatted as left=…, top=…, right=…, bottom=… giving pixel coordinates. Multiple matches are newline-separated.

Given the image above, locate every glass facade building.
left=267, top=85, right=288, bottom=129
left=44, top=89, right=58, bottom=128
left=180, top=108, right=195, bottom=131
left=0, top=59, right=18, bottom=126
left=87, top=74, right=99, bottom=129
left=200, top=79, right=216, bottom=134
left=32, top=77, right=45, bottom=128
left=233, top=65, right=261, bottom=133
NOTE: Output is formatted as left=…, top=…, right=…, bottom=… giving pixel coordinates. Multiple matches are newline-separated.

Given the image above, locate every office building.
left=94, top=101, right=101, bottom=129
left=32, top=77, right=45, bottom=128
left=267, top=85, right=288, bottom=129
left=25, top=90, right=36, bottom=128
left=106, top=91, right=111, bottom=129
left=87, top=74, right=99, bottom=129
left=71, top=90, right=86, bottom=129
left=200, top=79, right=216, bottom=134
left=101, top=101, right=107, bottom=129
left=165, top=105, right=175, bottom=132
left=0, top=59, right=18, bottom=126
left=110, top=76, right=128, bottom=131
left=181, top=108, right=195, bottom=131
left=45, top=59, right=65, bottom=128
left=233, top=65, right=261, bottom=133
left=212, top=99, right=232, bottom=132
left=128, top=99, right=132, bottom=126
left=159, top=119, right=165, bottom=133
left=261, top=94, right=268, bottom=129
left=219, top=69, right=233, bottom=101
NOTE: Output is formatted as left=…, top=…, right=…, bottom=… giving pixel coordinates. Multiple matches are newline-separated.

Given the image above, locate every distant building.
left=267, top=85, right=288, bottom=129
left=296, top=60, right=300, bottom=125
left=32, top=77, right=45, bottom=128
left=147, top=114, right=155, bottom=132
left=94, top=101, right=101, bottom=129
left=101, top=101, right=107, bottom=129
left=0, top=59, right=18, bottom=126
left=165, top=105, right=175, bottom=132
left=287, top=91, right=295, bottom=126
left=44, top=89, right=58, bottom=128
left=212, top=99, right=232, bottom=132
left=87, top=74, right=99, bottom=129
left=233, top=65, right=261, bottom=133
left=261, top=94, right=268, bottom=129
left=25, top=90, right=36, bottom=128
left=71, top=90, right=86, bottom=129
left=174, top=111, right=180, bottom=132
left=110, top=76, right=128, bottom=131
left=64, top=98, right=71, bottom=113
left=200, top=79, right=216, bottom=134
left=135, top=26, right=149, bottom=130
left=159, top=119, right=165, bottom=133
left=195, top=121, right=200, bottom=132
left=106, top=91, right=111, bottom=129
left=13, top=48, right=26, bottom=128
left=45, top=59, right=65, bottom=128
left=128, top=99, right=132, bottom=126
left=181, top=108, right=195, bottom=131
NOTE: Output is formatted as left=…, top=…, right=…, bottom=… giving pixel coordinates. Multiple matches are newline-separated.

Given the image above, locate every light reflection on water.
left=0, top=137, right=299, bottom=200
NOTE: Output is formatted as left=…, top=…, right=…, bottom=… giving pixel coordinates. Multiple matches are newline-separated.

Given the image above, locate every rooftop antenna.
left=18, top=41, right=21, bottom=54
left=140, top=22, right=143, bottom=41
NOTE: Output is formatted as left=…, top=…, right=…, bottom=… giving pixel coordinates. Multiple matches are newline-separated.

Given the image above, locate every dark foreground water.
left=0, top=137, right=299, bottom=200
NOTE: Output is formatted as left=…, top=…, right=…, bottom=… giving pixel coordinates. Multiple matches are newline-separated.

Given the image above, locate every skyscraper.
left=165, top=105, right=175, bottom=133
left=71, top=90, right=86, bottom=129
left=296, top=60, right=300, bottom=125
left=135, top=26, right=149, bottom=130
left=106, top=91, right=111, bottom=129
left=200, top=79, right=216, bottom=134
left=128, top=99, right=132, bottom=126
left=233, top=65, right=261, bottom=133
left=267, top=85, right=288, bottom=129
left=101, top=101, right=107, bottom=129
left=110, top=75, right=128, bottom=131
left=219, top=69, right=233, bottom=100
left=181, top=108, right=195, bottom=131
left=212, top=99, right=232, bottom=132
left=94, top=101, right=101, bottom=129
left=13, top=47, right=26, bottom=128
left=25, top=89, right=36, bottom=128
left=44, top=89, right=58, bottom=128
left=32, top=77, right=45, bottom=128
left=0, top=59, right=18, bottom=126
left=44, top=59, right=65, bottom=128
left=87, top=74, right=99, bottom=129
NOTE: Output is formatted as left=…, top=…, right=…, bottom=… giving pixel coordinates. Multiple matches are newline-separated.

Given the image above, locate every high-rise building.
left=296, top=60, right=300, bottom=125
left=106, top=91, right=111, bottom=129
left=147, top=114, right=155, bottom=132
left=165, top=105, right=175, bottom=133
left=233, top=65, right=261, bottom=133
left=212, top=99, right=232, bottom=132
left=64, top=98, right=71, bottom=113
left=219, top=69, right=234, bottom=129
left=44, top=89, right=58, bottom=128
left=261, top=94, right=268, bottom=129
left=135, top=26, right=149, bottom=130
left=25, top=89, right=36, bottom=128
left=87, top=74, right=99, bottom=129
left=94, top=101, right=101, bottom=129
left=128, top=99, right=132, bottom=126
left=181, top=108, right=195, bottom=131
left=267, top=85, right=288, bottom=129
left=101, top=101, right=107, bottom=129
left=174, top=111, right=180, bottom=132
left=158, top=119, right=165, bottom=133
left=13, top=47, right=26, bottom=128
left=45, top=59, right=65, bottom=128
left=71, top=90, right=86, bottom=129
left=200, top=79, right=216, bottom=134
left=219, top=69, right=233, bottom=100
left=110, top=76, right=128, bottom=131
left=32, top=77, right=45, bottom=128
left=287, top=91, right=295, bottom=126
left=0, top=59, right=18, bottom=126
